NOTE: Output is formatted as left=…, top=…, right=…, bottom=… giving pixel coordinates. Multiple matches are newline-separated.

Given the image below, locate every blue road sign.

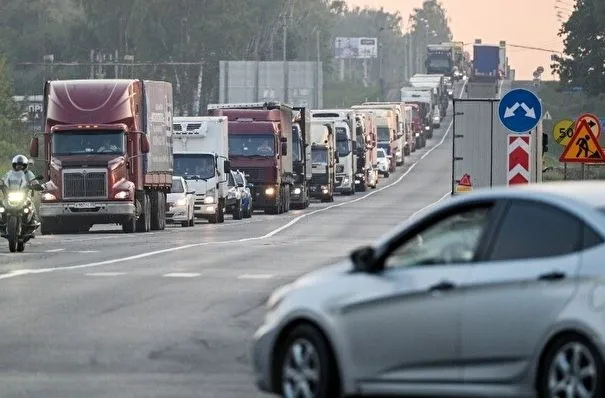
left=498, top=88, right=543, bottom=133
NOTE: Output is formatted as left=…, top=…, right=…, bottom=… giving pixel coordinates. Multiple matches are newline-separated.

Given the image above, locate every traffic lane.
left=0, top=128, right=441, bottom=273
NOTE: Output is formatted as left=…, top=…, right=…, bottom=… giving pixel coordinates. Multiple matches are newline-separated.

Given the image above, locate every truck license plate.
left=70, top=202, right=97, bottom=209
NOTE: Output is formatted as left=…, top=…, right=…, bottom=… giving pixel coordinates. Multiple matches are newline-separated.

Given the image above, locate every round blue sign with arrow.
left=498, top=88, right=543, bottom=133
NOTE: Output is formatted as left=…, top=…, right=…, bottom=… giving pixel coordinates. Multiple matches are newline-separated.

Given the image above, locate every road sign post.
left=507, top=135, right=531, bottom=185
left=498, top=88, right=543, bottom=133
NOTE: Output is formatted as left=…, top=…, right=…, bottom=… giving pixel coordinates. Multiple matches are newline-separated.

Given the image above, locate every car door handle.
left=538, top=271, right=566, bottom=281
left=428, top=281, right=456, bottom=292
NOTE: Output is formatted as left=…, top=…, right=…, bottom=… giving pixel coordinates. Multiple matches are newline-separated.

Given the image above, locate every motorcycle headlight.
left=7, top=191, right=25, bottom=205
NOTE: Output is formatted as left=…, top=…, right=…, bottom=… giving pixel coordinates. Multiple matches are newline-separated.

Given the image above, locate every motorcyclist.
left=4, top=155, right=41, bottom=227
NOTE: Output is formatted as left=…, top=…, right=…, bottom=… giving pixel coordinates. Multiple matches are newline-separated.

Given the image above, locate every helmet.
left=12, top=155, right=29, bottom=171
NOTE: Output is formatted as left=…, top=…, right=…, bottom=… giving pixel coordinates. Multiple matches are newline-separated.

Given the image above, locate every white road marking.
left=74, top=250, right=99, bottom=254
left=46, top=248, right=65, bottom=252
left=238, top=274, right=274, bottom=280
left=85, top=272, right=127, bottom=277
left=162, top=272, right=201, bottom=278
left=409, top=191, right=452, bottom=220
left=0, top=82, right=467, bottom=280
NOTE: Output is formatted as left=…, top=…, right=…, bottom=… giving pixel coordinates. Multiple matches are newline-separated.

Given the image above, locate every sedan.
left=252, top=181, right=605, bottom=398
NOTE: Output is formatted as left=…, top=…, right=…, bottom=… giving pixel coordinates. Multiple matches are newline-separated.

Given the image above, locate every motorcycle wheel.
left=7, top=216, right=19, bottom=253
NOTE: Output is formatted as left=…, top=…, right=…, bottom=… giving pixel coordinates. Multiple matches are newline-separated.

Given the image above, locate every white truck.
left=172, top=116, right=231, bottom=224
left=310, top=109, right=357, bottom=195
left=401, top=88, right=433, bottom=147
left=361, top=102, right=410, bottom=162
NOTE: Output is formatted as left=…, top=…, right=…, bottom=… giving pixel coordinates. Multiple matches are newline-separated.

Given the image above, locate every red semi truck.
left=29, top=79, right=174, bottom=234
left=207, top=102, right=294, bottom=214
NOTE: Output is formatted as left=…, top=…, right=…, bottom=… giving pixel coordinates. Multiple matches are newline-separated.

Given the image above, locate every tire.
left=233, top=200, right=243, bottom=220
left=218, top=198, right=225, bottom=223
left=275, top=324, right=340, bottom=398
left=150, top=191, right=166, bottom=231
left=122, top=216, right=136, bottom=233
left=7, top=216, right=19, bottom=253
left=188, top=209, right=195, bottom=226
left=136, top=193, right=151, bottom=233
left=384, top=171, right=390, bottom=178
left=537, top=335, right=604, bottom=398
left=17, top=241, right=24, bottom=252
left=40, top=218, right=54, bottom=235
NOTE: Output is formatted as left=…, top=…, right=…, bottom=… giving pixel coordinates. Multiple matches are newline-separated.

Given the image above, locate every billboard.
left=334, top=37, right=378, bottom=59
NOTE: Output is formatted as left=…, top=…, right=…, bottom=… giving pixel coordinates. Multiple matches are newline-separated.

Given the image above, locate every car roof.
left=375, top=181, right=605, bottom=248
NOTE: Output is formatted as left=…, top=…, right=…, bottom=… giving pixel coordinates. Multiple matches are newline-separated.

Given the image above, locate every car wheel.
left=538, top=335, right=604, bottom=398
left=277, top=324, right=340, bottom=398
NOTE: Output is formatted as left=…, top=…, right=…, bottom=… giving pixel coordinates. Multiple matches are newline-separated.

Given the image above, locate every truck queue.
left=25, top=73, right=452, bottom=235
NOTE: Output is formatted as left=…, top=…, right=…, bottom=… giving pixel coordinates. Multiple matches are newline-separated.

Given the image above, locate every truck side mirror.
left=224, top=159, right=231, bottom=173
left=140, top=134, right=150, bottom=153
left=281, top=141, right=288, bottom=156
left=29, top=137, right=39, bottom=158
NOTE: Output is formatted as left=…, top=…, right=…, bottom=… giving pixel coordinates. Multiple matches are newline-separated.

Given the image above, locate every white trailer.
left=172, top=116, right=231, bottom=224
left=310, top=109, right=357, bottom=195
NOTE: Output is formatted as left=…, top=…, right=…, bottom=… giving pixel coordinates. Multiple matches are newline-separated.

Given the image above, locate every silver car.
left=252, top=181, right=605, bottom=398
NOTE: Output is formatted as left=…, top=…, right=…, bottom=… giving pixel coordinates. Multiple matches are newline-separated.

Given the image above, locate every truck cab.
left=310, top=121, right=337, bottom=202
left=207, top=102, right=294, bottom=215
left=310, top=109, right=357, bottom=196
left=30, top=79, right=173, bottom=235
left=290, top=107, right=312, bottom=209
left=172, top=116, right=231, bottom=224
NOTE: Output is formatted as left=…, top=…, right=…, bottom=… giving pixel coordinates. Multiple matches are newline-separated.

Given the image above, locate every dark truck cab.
left=29, top=79, right=173, bottom=234
left=290, top=107, right=312, bottom=209
left=207, top=102, right=293, bottom=215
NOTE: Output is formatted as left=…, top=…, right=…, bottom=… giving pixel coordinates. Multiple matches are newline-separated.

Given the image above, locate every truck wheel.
left=40, top=218, right=54, bottom=235
left=233, top=200, right=243, bottom=220
left=218, top=199, right=225, bottom=223
left=150, top=191, right=166, bottom=231
left=136, top=193, right=151, bottom=233
left=122, top=216, right=136, bottom=233
left=284, top=190, right=290, bottom=212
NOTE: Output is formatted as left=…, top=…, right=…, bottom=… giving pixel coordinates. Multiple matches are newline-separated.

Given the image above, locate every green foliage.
left=552, top=0, right=605, bottom=95
left=0, top=0, right=453, bottom=111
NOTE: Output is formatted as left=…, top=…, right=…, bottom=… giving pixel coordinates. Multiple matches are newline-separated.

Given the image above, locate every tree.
left=552, top=0, right=605, bottom=95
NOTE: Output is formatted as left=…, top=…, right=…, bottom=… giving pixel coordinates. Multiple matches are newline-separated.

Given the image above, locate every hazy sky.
left=345, top=0, right=564, bottom=80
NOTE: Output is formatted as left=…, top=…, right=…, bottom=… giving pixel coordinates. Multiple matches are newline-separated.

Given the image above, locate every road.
left=0, top=84, right=464, bottom=398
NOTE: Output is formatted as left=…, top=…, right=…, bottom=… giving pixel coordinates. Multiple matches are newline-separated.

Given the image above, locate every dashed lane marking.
left=0, top=81, right=467, bottom=280
left=85, top=272, right=127, bottom=277
left=162, top=272, right=202, bottom=278
left=237, top=274, right=274, bottom=280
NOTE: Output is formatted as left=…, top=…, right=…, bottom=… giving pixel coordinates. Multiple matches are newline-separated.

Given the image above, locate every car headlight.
left=114, top=191, right=129, bottom=199
left=204, top=196, right=215, bottom=204
left=265, top=187, right=275, bottom=196
left=7, top=191, right=25, bottom=205
left=42, top=192, right=56, bottom=201
left=176, top=198, right=187, bottom=206
left=425, top=126, right=430, bottom=131
left=293, top=187, right=301, bottom=195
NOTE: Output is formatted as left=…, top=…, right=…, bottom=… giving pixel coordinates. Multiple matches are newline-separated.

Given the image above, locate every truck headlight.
left=293, top=187, right=301, bottom=195
left=265, top=187, right=275, bottom=196
left=204, top=196, right=215, bottom=204
left=7, top=191, right=25, bottom=205
left=176, top=198, right=188, bottom=206
left=42, top=192, right=56, bottom=201
left=114, top=191, right=129, bottom=199
left=425, top=126, right=430, bottom=131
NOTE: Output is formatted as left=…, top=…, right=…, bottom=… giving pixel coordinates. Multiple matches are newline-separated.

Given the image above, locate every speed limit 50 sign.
left=552, top=119, right=575, bottom=146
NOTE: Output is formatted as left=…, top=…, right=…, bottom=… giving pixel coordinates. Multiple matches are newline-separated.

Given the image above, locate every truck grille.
left=240, top=167, right=266, bottom=183
left=63, top=169, right=107, bottom=199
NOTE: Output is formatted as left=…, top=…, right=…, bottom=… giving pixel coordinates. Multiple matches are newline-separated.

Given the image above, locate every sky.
left=345, top=0, right=565, bottom=81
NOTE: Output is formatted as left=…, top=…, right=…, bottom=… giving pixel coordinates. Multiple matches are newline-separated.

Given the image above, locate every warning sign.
left=559, top=119, right=605, bottom=163
left=455, top=174, right=473, bottom=193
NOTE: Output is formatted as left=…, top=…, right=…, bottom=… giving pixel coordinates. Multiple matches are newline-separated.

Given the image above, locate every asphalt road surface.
left=0, top=84, right=464, bottom=398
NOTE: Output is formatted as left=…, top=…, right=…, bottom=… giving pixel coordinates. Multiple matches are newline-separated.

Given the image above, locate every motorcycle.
left=0, top=172, right=45, bottom=252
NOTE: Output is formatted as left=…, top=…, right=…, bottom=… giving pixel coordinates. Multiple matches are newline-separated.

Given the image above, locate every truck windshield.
left=229, top=134, right=275, bottom=157
left=292, top=127, right=302, bottom=162
left=52, top=130, right=125, bottom=156
left=173, top=153, right=215, bottom=180
left=312, top=147, right=328, bottom=164
left=428, top=58, right=451, bottom=69
left=336, top=127, right=351, bottom=157
left=171, top=179, right=185, bottom=193
left=377, top=126, right=390, bottom=142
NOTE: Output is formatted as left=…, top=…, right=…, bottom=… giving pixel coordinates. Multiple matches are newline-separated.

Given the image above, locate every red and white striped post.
left=507, top=134, right=531, bottom=185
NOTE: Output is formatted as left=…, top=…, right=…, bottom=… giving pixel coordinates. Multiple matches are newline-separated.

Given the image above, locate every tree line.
left=0, top=0, right=452, bottom=156
left=552, top=0, right=605, bottom=95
